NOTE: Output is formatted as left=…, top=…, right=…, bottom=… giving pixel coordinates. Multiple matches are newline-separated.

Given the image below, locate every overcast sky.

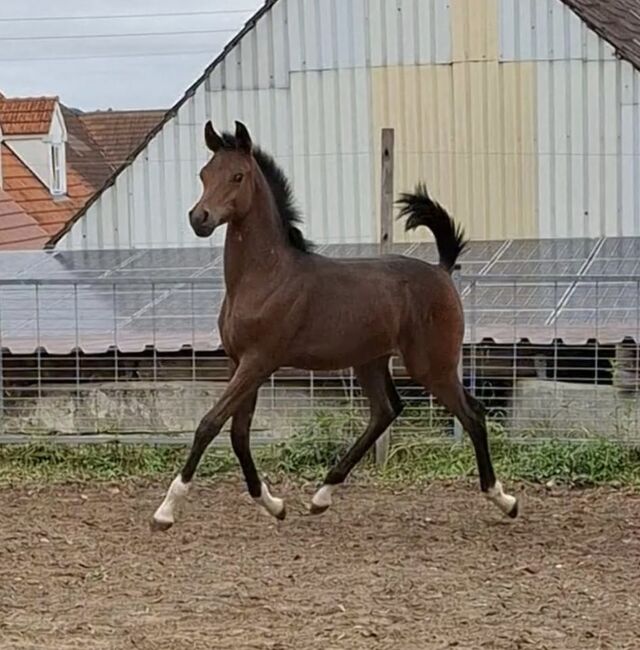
left=0, top=0, right=263, bottom=111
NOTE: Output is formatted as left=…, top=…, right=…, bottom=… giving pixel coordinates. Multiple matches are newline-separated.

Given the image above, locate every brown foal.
left=151, top=120, right=518, bottom=530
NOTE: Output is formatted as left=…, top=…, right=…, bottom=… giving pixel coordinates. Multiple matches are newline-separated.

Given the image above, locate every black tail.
left=396, top=183, right=468, bottom=273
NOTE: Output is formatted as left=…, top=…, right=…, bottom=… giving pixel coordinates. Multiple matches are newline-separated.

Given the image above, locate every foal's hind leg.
left=430, top=375, right=518, bottom=518
left=310, top=356, right=403, bottom=514
left=231, top=390, right=285, bottom=520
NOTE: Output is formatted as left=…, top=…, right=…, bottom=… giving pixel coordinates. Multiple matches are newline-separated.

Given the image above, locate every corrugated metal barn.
left=51, top=0, right=640, bottom=250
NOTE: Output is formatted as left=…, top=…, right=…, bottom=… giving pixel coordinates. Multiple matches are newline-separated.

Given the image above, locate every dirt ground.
left=1, top=479, right=639, bottom=650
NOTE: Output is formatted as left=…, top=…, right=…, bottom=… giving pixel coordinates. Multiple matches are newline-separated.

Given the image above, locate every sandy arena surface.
left=1, top=479, right=639, bottom=649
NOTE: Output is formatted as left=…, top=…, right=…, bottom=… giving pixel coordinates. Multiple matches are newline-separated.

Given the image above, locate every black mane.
left=220, top=133, right=313, bottom=253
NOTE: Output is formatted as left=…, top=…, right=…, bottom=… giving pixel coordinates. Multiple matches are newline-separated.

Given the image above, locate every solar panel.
left=594, top=237, right=640, bottom=259
left=463, top=282, right=570, bottom=330
left=54, top=250, right=138, bottom=275
left=488, top=260, right=585, bottom=276
left=460, top=240, right=505, bottom=262
left=585, top=259, right=640, bottom=276
left=556, top=281, right=640, bottom=328
left=0, top=237, right=638, bottom=351
left=0, top=251, right=60, bottom=279
left=498, top=238, right=597, bottom=262
left=118, top=248, right=218, bottom=272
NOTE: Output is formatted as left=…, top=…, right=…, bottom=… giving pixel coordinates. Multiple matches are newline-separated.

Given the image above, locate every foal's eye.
left=232, top=173, right=244, bottom=183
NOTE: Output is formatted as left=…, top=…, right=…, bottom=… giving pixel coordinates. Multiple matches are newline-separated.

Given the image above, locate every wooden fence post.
left=375, top=128, right=395, bottom=467
left=452, top=264, right=464, bottom=442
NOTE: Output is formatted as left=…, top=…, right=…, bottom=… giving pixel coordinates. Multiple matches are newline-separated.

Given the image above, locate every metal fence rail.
left=0, top=274, right=638, bottom=444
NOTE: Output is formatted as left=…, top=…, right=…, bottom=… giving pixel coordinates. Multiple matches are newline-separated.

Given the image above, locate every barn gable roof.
left=47, top=0, right=640, bottom=249
left=561, top=0, right=640, bottom=71
left=46, top=0, right=278, bottom=249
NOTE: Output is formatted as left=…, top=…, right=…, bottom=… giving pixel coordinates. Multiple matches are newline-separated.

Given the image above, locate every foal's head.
left=189, top=120, right=257, bottom=238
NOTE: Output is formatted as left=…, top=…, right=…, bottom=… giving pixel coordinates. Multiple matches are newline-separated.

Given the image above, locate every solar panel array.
left=0, top=237, right=638, bottom=353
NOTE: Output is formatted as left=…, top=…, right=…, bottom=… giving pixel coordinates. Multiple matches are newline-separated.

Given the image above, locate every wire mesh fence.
left=0, top=273, right=639, bottom=444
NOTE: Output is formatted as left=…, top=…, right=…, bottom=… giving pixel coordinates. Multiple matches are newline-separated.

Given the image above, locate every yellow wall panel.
left=452, top=0, right=499, bottom=62
left=371, top=62, right=537, bottom=243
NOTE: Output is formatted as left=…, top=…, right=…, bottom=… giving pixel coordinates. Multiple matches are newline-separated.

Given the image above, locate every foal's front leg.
left=151, top=361, right=268, bottom=531
left=231, top=391, right=285, bottom=520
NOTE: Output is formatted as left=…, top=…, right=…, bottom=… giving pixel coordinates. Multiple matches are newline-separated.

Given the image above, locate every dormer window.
left=50, top=142, right=65, bottom=195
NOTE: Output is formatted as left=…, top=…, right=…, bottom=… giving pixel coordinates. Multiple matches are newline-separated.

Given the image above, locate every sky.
left=0, top=0, right=263, bottom=111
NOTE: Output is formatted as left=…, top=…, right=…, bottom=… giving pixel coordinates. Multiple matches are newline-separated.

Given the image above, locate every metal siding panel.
left=240, top=30, right=257, bottom=89
left=254, top=8, right=273, bottom=88
left=143, top=143, right=158, bottom=245
left=566, top=2, right=583, bottom=60
left=621, top=104, right=635, bottom=235
left=352, top=68, right=374, bottom=242
left=350, top=0, right=368, bottom=67
left=384, top=0, right=401, bottom=67
left=318, top=0, right=336, bottom=70
left=433, top=0, right=452, bottom=63
left=535, top=58, right=627, bottom=239
left=302, top=0, right=320, bottom=71
left=365, top=0, right=451, bottom=69
left=112, top=178, right=127, bottom=248
left=586, top=61, right=603, bottom=237
left=271, top=0, right=289, bottom=88
left=368, top=0, right=385, bottom=68
left=621, top=61, right=635, bottom=105
left=569, top=60, right=586, bottom=237
left=603, top=62, right=619, bottom=236
left=517, top=0, right=535, bottom=60
left=550, top=0, right=566, bottom=60
left=499, top=0, right=516, bottom=61
left=161, top=121, right=181, bottom=247
left=208, top=64, right=224, bottom=92
left=452, top=0, right=498, bottom=63
left=372, top=62, right=535, bottom=243
left=287, top=0, right=304, bottom=72
left=498, top=62, right=537, bottom=239
left=131, top=158, right=147, bottom=246
left=224, top=43, right=242, bottom=91
left=399, top=0, right=417, bottom=66
left=537, top=62, right=552, bottom=237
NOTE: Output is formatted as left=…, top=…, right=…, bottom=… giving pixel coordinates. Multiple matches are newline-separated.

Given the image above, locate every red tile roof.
left=79, top=109, right=166, bottom=168
left=1, top=144, right=94, bottom=238
left=0, top=187, right=49, bottom=249
left=0, top=97, right=57, bottom=136
left=61, top=105, right=114, bottom=191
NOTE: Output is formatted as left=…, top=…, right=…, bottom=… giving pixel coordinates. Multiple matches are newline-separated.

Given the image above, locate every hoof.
left=150, top=517, right=173, bottom=532
left=274, top=504, right=287, bottom=521
left=309, top=502, right=329, bottom=516
left=506, top=499, right=519, bottom=519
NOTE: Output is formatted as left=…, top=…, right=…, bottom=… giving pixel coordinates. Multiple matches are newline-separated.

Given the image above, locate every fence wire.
left=0, top=275, right=638, bottom=444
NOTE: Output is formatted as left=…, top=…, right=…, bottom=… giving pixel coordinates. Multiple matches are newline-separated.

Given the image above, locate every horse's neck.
left=223, top=182, right=292, bottom=294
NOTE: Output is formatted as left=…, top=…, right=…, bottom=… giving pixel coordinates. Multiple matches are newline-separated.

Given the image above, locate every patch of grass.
left=1, top=413, right=640, bottom=487
left=0, top=443, right=236, bottom=483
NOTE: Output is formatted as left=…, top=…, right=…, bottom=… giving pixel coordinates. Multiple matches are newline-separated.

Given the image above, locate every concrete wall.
left=508, top=379, right=640, bottom=441
left=0, top=380, right=352, bottom=438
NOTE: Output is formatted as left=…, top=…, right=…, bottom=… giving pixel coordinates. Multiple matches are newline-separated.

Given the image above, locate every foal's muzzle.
left=189, top=206, right=217, bottom=237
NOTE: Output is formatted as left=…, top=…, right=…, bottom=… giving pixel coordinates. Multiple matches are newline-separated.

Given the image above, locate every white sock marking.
left=153, top=475, right=189, bottom=525
left=254, top=482, right=284, bottom=518
left=311, top=484, right=334, bottom=509
left=486, top=480, right=517, bottom=515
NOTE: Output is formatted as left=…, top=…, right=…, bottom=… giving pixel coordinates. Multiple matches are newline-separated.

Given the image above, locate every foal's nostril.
left=202, top=209, right=210, bottom=223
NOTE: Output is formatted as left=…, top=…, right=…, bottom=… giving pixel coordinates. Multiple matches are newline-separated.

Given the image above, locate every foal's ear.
left=235, top=121, right=252, bottom=154
left=204, top=120, right=224, bottom=153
